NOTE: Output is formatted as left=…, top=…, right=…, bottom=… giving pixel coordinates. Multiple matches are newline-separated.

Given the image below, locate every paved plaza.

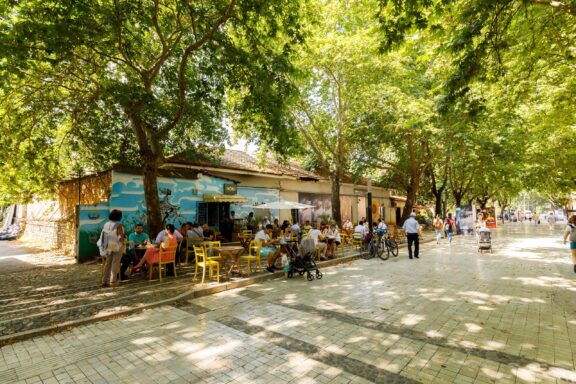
left=0, top=224, right=575, bottom=384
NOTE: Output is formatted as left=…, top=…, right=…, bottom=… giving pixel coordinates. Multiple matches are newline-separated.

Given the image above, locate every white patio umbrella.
left=247, top=200, right=315, bottom=210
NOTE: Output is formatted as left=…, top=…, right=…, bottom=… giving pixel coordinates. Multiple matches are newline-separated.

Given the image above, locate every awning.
left=203, top=194, right=249, bottom=203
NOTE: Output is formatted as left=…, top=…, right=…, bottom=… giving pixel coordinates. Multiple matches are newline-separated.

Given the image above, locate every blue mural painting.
left=77, top=203, right=110, bottom=262
left=232, top=187, right=279, bottom=221
left=76, top=171, right=281, bottom=261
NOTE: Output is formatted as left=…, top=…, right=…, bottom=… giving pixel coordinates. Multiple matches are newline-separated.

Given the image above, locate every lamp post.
left=367, top=178, right=373, bottom=235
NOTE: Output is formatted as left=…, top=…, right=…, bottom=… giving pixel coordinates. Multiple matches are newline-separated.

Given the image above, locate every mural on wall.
left=77, top=203, right=109, bottom=262
left=232, top=187, right=279, bottom=223
left=299, top=193, right=331, bottom=224
left=77, top=171, right=230, bottom=261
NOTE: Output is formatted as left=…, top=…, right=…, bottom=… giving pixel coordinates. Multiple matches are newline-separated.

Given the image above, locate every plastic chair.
left=242, top=229, right=253, bottom=235
left=351, top=233, right=363, bottom=249
left=204, top=241, right=222, bottom=262
left=240, top=240, right=262, bottom=274
left=193, top=245, right=220, bottom=285
left=145, top=243, right=178, bottom=282
left=184, top=237, right=203, bottom=264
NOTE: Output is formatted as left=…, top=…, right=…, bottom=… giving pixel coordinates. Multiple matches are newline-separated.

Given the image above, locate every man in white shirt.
left=354, top=221, right=367, bottom=240
left=255, top=224, right=280, bottom=273
left=402, top=212, right=420, bottom=259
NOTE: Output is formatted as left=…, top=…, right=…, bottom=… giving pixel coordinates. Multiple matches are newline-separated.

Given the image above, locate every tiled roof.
left=166, top=149, right=323, bottom=180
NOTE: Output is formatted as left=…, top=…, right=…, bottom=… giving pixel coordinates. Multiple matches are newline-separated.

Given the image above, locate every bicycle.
left=359, top=233, right=382, bottom=260
left=375, top=229, right=398, bottom=260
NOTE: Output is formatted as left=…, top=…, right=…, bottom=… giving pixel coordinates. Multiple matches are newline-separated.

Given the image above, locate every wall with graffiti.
left=76, top=171, right=231, bottom=262
left=232, top=187, right=280, bottom=222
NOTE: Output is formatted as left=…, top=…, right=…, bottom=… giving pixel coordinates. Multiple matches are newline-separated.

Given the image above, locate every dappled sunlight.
left=188, top=340, right=243, bottom=361
left=399, top=314, right=426, bottom=326
left=482, top=340, right=506, bottom=350
left=464, top=323, right=483, bottom=333
left=505, top=275, right=576, bottom=289
left=132, top=336, right=160, bottom=345
left=480, top=367, right=504, bottom=380
left=424, top=330, right=444, bottom=338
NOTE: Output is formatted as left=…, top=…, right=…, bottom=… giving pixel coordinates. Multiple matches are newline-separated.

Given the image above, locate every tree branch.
left=160, top=0, right=236, bottom=136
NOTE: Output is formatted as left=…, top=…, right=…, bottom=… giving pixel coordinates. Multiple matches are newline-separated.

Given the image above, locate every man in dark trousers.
left=403, top=212, right=420, bottom=259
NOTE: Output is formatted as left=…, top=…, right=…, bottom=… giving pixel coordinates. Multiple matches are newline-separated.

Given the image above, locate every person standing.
left=403, top=212, right=420, bottom=259
left=433, top=214, right=443, bottom=244
left=445, top=213, right=456, bottom=245
left=101, top=209, right=125, bottom=287
left=547, top=212, right=556, bottom=230
left=563, top=215, right=576, bottom=273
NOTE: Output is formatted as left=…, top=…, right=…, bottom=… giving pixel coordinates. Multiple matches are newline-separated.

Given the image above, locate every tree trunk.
left=401, top=183, right=418, bottom=224
left=453, top=191, right=463, bottom=207
left=330, top=172, right=342, bottom=226
left=142, top=151, right=163, bottom=237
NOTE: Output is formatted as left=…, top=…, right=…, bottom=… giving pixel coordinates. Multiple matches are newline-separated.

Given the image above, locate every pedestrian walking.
left=547, top=212, right=556, bottom=230
left=433, top=214, right=443, bottom=244
left=563, top=215, right=576, bottom=273
left=444, top=213, right=456, bottom=245
left=403, top=212, right=420, bottom=259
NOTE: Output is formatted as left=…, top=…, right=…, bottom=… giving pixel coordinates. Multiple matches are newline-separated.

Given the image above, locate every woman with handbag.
left=101, top=209, right=125, bottom=287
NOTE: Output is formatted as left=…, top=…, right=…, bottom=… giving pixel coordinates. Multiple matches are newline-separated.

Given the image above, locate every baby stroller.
left=288, top=237, right=323, bottom=281
left=477, top=228, right=492, bottom=253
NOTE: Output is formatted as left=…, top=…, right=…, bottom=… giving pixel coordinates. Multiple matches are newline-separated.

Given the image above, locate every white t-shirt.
left=308, top=228, right=322, bottom=245
left=403, top=218, right=419, bottom=234
left=291, top=223, right=300, bottom=232
left=354, top=224, right=366, bottom=239
left=155, top=229, right=183, bottom=244
left=254, top=230, right=270, bottom=246
left=377, top=222, right=387, bottom=230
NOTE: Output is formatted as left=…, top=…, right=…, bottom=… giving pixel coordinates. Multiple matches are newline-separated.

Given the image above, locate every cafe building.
left=21, top=149, right=405, bottom=262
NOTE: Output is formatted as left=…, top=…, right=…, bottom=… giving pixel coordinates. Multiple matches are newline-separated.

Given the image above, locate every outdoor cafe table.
left=216, top=246, right=246, bottom=277
left=237, top=234, right=254, bottom=252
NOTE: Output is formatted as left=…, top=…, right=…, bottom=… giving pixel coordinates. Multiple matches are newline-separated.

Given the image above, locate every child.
left=281, top=252, right=290, bottom=278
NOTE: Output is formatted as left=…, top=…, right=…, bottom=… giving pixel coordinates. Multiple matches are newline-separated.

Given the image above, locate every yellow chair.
left=193, top=245, right=220, bottom=285
left=204, top=241, right=222, bottom=262
left=242, top=229, right=253, bottom=235
left=184, top=237, right=203, bottom=264
left=240, top=240, right=262, bottom=274
left=351, top=234, right=363, bottom=249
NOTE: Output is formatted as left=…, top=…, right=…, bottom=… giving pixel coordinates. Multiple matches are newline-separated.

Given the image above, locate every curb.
left=0, top=237, right=435, bottom=345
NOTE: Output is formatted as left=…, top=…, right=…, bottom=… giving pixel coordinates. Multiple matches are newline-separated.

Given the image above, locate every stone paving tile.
left=0, top=225, right=575, bottom=383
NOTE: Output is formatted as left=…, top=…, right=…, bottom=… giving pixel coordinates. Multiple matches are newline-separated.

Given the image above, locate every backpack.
left=444, top=220, right=453, bottom=232
left=569, top=224, right=576, bottom=243
left=96, top=222, right=120, bottom=256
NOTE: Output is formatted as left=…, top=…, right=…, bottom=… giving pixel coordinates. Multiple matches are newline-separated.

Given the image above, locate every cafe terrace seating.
left=204, top=241, right=223, bottom=262
left=145, top=242, right=178, bottom=282
left=240, top=239, right=262, bottom=274
left=193, top=245, right=220, bottom=285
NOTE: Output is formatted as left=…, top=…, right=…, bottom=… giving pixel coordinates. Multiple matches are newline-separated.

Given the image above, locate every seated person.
left=187, top=223, right=204, bottom=241
left=377, top=219, right=387, bottom=231
left=178, top=222, right=192, bottom=238
left=354, top=220, right=368, bottom=241
left=132, top=224, right=179, bottom=272
left=120, top=223, right=149, bottom=280
left=323, top=223, right=339, bottom=259
left=272, top=219, right=281, bottom=238
left=202, top=224, right=215, bottom=241
left=290, top=223, right=300, bottom=240
left=303, top=220, right=312, bottom=232
left=308, top=223, right=327, bottom=257
left=255, top=224, right=281, bottom=273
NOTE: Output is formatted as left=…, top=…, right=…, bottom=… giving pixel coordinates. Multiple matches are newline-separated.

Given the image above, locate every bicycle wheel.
left=378, top=239, right=389, bottom=260
left=388, top=239, right=399, bottom=257
left=368, top=240, right=378, bottom=259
